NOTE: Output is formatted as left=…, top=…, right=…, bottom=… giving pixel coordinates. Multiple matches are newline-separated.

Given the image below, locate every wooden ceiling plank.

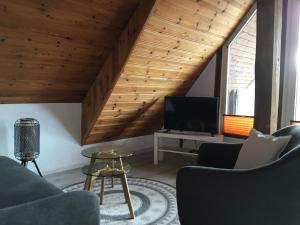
left=0, top=24, right=117, bottom=51
left=127, top=54, right=200, bottom=70
left=139, top=29, right=216, bottom=54
left=120, top=73, right=190, bottom=81
left=131, top=45, right=209, bottom=66
left=145, top=16, right=225, bottom=47
left=0, top=95, right=83, bottom=104
left=3, top=0, right=136, bottom=29
left=95, top=114, right=162, bottom=125
left=172, top=0, right=241, bottom=23
left=136, top=41, right=211, bottom=60
left=153, top=1, right=233, bottom=38
left=117, top=76, right=194, bottom=86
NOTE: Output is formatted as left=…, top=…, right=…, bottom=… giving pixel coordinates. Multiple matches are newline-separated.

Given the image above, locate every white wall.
left=0, top=103, right=153, bottom=175
left=186, top=55, right=216, bottom=97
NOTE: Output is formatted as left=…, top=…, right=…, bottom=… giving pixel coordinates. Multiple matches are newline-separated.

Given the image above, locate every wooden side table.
left=81, top=148, right=135, bottom=219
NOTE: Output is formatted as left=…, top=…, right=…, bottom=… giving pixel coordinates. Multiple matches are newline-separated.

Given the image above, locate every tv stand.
left=154, top=130, right=223, bottom=165
left=179, top=139, right=183, bottom=148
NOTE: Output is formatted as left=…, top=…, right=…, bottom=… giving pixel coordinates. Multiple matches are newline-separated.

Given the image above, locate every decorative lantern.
left=14, top=118, right=42, bottom=177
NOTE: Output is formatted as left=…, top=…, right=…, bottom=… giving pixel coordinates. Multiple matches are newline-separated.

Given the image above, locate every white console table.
left=154, top=131, right=223, bottom=164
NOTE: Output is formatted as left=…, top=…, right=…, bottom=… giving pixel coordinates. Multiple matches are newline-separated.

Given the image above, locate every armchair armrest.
left=197, top=142, right=243, bottom=168
left=0, top=191, right=100, bottom=225
left=177, top=148, right=300, bottom=225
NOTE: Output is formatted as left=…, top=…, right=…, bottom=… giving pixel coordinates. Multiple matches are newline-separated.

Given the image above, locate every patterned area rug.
left=63, top=177, right=180, bottom=225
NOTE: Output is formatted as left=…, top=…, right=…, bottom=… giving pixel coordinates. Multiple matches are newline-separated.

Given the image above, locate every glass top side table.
left=81, top=147, right=133, bottom=159
left=81, top=147, right=135, bottom=219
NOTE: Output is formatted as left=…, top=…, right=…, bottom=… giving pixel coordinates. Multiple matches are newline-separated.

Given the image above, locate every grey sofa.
left=177, top=125, right=300, bottom=225
left=0, top=156, right=100, bottom=225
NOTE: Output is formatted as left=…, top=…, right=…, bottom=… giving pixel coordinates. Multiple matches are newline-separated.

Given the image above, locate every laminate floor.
left=45, top=151, right=197, bottom=189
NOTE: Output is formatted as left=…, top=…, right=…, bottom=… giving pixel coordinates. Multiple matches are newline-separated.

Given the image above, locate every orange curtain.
left=223, top=115, right=254, bottom=138
left=290, top=120, right=300, bottom=125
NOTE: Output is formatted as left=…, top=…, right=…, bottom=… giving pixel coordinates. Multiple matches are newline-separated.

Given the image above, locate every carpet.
left=63, top=177, right=180, bottom=225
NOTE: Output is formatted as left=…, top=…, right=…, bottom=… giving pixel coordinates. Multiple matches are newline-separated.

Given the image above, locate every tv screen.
left=164, top=96, right=219, bottom=134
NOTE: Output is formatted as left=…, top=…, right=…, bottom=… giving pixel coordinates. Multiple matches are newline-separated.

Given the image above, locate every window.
left=226, top=12, right=257, bottom=116
left=220, top=7, right=257, bottom=138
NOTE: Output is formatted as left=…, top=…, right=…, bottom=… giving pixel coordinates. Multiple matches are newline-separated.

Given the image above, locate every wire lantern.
left=14, top=118, right=42, bottom=176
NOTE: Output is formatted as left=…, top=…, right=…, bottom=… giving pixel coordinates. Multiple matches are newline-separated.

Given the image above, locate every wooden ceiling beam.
left=81, top=0, right=158, bottom=145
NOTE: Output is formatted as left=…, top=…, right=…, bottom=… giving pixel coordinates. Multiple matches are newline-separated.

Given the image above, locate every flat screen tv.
left=164, top=96, right=219, bottom=134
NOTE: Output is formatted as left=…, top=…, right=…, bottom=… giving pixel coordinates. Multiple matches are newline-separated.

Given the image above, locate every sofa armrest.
left=0, top=191, right=100, bottom=225
left=197, top=142, right=243, bottom=168
left=177, top=149, right=300, bottom=225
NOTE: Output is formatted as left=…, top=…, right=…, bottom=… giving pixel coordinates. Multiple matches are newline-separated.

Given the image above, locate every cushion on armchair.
left=234, top=129, right=291, bottom=169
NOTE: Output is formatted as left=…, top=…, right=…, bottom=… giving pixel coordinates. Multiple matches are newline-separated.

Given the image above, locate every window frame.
left=219, top=3, right=257, bottom=133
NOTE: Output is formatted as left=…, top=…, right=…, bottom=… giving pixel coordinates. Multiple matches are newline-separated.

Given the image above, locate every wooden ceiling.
left=0, top=0, right=255, bottom=144
left=82, top=0, right=255, bottom=144
left=0, top=0, right=140, bottom=102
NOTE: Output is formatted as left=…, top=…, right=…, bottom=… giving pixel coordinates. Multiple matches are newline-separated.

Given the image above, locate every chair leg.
left=120, top=174, right=135, bottom=219
left=32, top=159, right=43, bottom=177
left=100, top=177, right=105, bottom=205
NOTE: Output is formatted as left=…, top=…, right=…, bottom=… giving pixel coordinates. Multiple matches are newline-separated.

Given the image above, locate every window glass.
left=226, top=12, right=256, bottom=116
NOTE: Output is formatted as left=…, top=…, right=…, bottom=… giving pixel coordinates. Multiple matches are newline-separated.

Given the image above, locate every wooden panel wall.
left=81, top=0, right=157, bottom=144
left=83, top=0, right=255, bottom=144
left=0, top=0, right=140, bottom=102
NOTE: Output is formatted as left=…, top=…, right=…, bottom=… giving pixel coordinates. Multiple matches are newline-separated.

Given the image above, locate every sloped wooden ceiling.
left=0, top=0, right=140, bottom=102
left=82, top=0, right=255, bottom=144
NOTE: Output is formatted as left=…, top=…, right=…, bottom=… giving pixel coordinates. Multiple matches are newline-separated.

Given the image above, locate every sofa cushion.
left=0, top=191, right=100, bottom=225
left=234, top=129, right=291, bottom=169
left=0, top=156, right=61, bottom=209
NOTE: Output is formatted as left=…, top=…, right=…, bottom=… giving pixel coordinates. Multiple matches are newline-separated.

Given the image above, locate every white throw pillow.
left=234, top=129, right=291, bottom=169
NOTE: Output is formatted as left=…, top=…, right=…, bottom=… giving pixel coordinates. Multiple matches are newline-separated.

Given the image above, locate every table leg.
left=84, top=158, right=96, bottom=191
left=120, top=173, right=135, bottom=219
left=112, top=160, right=115, bottom=188
left=154, top=134, right=158, bottom=165
left=100, top=177, right=105, bottom=205
left=84, top=176, right=90, bottom=190
left=84, top=175, right=96, bottom=191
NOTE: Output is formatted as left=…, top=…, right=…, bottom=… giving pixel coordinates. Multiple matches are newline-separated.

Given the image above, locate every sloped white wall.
left=186, top=55, right=216, bottom=97
left=0, top=103, right=153, bottom=175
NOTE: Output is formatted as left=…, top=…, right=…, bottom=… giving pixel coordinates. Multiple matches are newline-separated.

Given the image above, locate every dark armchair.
left=176, top=125, right=300, bottom=225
